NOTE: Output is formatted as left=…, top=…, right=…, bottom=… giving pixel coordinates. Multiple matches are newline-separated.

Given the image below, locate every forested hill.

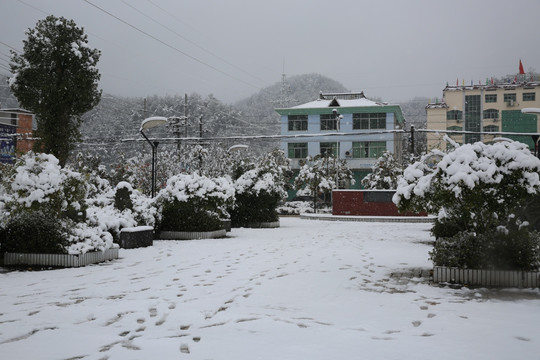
left=1, top=73, right=428, bottom=165
left=76, top=73, right=351, bottom=164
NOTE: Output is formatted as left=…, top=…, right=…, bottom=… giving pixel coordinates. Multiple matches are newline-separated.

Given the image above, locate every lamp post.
left=332, top=109, right=343, bottom=189
left=521, top=108, right=540, bottom=158
left=140, top=116, right=168, bottom=197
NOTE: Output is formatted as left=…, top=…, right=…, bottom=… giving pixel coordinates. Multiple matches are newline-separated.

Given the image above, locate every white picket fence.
left=433, top=266, right=540, bottom=288
left=160, top=229, right=227, bottom=240
left=4, top=248, right=119, bottom=268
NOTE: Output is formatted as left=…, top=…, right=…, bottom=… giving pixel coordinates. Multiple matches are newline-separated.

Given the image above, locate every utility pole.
left=184, top=93, right=189, bottom=138
left=410, top=125, right=415, bottom=156
left=143, top=97, right=147, bottom=118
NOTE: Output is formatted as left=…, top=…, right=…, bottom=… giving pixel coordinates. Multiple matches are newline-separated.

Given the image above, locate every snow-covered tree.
left=230, top=148, right=290, bottom=226
left=294, top=155, right=335, bottom=213
left=9, top=16, right=101, bottom=166
left=394, top=137, right=540, bottom=270
left=361, top=151, right=402, bottom=189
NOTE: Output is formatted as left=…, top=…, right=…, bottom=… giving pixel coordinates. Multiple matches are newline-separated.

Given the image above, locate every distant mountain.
left=234, top=73, right=349, bottom=135
left=2, top=72, right=429, bottom=164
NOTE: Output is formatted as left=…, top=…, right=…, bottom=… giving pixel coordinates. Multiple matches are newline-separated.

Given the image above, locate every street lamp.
left=521, top=108, right=540, bottom=158
left=140, top=116, right=168, bottom=197
left=332, top=109, right=343, bottom=188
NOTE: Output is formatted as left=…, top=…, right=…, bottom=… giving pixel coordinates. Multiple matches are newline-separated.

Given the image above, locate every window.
left=320, top=114, right=338, bottom=131
left=483, top=108, right=499, bottom=120
left=504, top=93, right=517, bottom=102
left=483, top=125, right=499, bottom=132
left=352, top=141, right=386, bottom=158
left=352, top=113, right=386, bottom=130
left=320, top=142, right=339, bottom=157
left=447, top=110, right=463, bottom=121
left=465, top=95, right=481, bottom=144
left=447, top=125, right=463, bottom=131
left=10, top=113, right=17, bottom=126
left=288, top=143, right=308, bottom=158
left=288, top=115, right=308, bottom=131
left=485, top=94, right=497, bottom=103
left=523, top=92, right=536, bottom=101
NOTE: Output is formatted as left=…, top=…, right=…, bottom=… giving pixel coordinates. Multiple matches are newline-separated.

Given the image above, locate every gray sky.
left=1, top=0, right=539, bottom=104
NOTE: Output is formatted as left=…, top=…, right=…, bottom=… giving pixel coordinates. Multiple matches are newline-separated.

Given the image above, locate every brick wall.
left=332, top=190, right=426, bottom=216
left=15, top=114, right=34, bottom=153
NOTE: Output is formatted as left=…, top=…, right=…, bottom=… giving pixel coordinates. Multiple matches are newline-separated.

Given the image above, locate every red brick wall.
left=15, top=114, right=35, bottom=153
left=332, top=190, right=426, bottom=216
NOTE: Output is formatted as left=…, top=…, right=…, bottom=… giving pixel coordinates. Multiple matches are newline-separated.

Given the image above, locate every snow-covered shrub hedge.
left=154, top=173, right=234, bottom=232
left=1, top=211, right=67, bottom=254
left=394, top=138, right=540, bottom=270
left=430, top=217, right=540, bottom=271
left=85, top=181, right=156, bottom=243
left=3, top=152, right=88, bottom=222
left=0, top=152, right=118, bottom=254
left=230, top=149, right=290, bottom=227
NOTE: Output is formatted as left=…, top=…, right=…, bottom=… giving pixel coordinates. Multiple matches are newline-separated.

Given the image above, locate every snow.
left=121, top=226, right=154, bottom=233
left=1, top=217, right=539, bottom=359
left=290, top=98, right=381, bottom=109
left=394, top=139, right=540, bottom=205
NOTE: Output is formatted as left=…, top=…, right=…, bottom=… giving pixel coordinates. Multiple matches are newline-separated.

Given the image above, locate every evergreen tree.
left=361, top=151, right=403, bottom=189
left=9, top=16, right=101, bottom=166
left=294, top=155, right=336, bottom=213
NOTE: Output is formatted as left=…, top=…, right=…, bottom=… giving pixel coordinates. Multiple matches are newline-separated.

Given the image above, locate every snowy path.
left=1, top=217, right=539, bottom=359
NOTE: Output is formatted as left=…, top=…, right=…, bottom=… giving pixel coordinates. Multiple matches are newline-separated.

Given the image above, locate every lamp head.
left=140, top=116, right=168, bottom=131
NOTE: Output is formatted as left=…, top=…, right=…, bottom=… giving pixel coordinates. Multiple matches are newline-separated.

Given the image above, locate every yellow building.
left=426, top=81, right=540, bottom=151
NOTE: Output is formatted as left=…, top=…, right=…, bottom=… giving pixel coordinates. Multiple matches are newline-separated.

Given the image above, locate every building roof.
left=275, top=91, right=405, bottom=126
left=287, top=91, right=387, bottom=110
left=0, top=108, right=34, bottom=114
left=444, top=81, right=540, bottom=92
left=425, top=102, right=449, bottom=109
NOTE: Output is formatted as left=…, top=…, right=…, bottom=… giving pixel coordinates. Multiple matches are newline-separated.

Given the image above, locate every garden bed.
left=160, top=229, right=227, bottom=240
left=243, top=221, right=280, bottom=229
left=433, top=266, right=540, bottom=288
left=3, top=248, right=119, bottom=268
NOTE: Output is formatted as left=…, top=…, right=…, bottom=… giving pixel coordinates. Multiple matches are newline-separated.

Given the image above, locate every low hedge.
left=1, top=211, right=67, bottom=254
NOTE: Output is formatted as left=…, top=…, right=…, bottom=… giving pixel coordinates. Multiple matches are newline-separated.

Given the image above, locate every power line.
left=0, top=40, right=20, bottom=53
left=119, top=0, right=268, bottom=87
left=81, top=0, right=261, bottom=91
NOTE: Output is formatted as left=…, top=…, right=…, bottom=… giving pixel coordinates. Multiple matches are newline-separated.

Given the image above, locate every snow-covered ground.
left=1, top=217, right=539, bottom=360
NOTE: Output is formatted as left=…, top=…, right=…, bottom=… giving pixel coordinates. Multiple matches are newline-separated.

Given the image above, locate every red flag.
left=519, top=59, right=525, bottom=75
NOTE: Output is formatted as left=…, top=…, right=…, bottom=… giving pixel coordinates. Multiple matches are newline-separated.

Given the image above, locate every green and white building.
left=275, top=92, right=405, bottom=187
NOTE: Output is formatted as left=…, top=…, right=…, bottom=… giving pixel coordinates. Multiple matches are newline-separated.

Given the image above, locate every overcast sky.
left=1, top=0, right=539, bottom=104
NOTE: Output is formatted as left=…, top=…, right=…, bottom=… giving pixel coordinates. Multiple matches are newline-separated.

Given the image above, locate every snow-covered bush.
left=430, top=217, right=540, bottom=271
left=0, top=152, right=128, bottom=254
left=230, top=149, right=290, bottom=227
left=394, top=138, right=540, bottom=270
left=85, top=181, right=156, bottom=243
left=361, top=151, right=402, bottom=189
left=2, top=152, right=88, bottom=222
left=154, top=173, right=234, bottom=232
left=1, top=211, right=67, bottom=254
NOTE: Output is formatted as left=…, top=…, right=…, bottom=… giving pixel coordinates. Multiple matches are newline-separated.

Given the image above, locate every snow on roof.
left=425, top=102, right=449, bottom=109
left=291, top=97, right=382, bottom=109
left=0, top=108, right=34, bottom=114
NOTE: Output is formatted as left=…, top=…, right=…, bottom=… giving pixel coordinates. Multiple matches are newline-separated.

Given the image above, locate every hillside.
left=1, top=73, right=428, bottom=165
